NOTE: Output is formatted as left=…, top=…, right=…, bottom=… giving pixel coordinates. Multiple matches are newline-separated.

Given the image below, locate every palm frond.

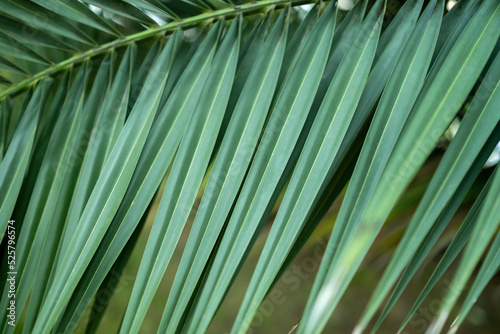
left=0, top=0, right=499, bottom=333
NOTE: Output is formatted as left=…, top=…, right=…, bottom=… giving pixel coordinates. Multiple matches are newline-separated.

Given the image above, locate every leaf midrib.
left=0, top=0, right=315, bottom=100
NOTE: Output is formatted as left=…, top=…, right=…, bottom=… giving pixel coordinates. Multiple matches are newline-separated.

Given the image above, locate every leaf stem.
left=0, top=0, right=316, bottom=100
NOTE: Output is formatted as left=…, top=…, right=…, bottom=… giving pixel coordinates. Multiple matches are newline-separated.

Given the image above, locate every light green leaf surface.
left=31, top=0, right=118, bottom=35
left=301, top=4, right=500, bottom=331
left=119, top=18, right=240, bottom=334
left=0, top=80, right=51, bottom=241
left=32, top=30, right=182, bottom=334
left=373, top=122, right=500, bottom=333
left=57, top=48, right=131, bottom=263
left=359, top=42, right=500, bottom=332
left=55, top=25, right=218, bottom=333
left=232, top=0, right=384, bottom=331
left=184, top=2, right=337, bottom=332
left=0, top=0, right=92, bottom=45
left=160, top=10, right=288, bottom=333
left=399, top=171, right=492, bottom=333
left=1, top=2, right=499, bottom=333
left=0, top=65, right=88, bottom=333
left=451, top=221, right=500, bottom=332
left=428, top=161, right=500, bottom=333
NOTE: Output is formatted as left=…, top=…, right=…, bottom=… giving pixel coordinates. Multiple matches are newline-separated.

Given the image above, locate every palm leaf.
left=1, top=1, right=499, bottom=333
left=33, top=31, right=182, bottom=333
left=120, top=18, right=240, bottom=333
